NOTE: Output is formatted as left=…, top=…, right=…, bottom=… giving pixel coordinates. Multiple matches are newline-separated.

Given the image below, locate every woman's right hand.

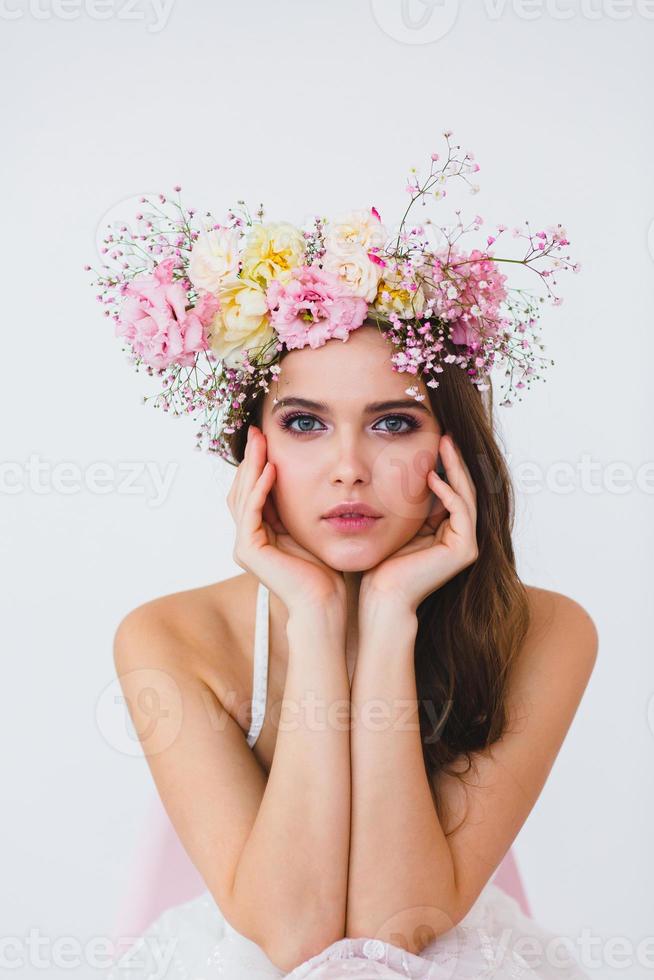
left=227, top=424, right=347, bottom=620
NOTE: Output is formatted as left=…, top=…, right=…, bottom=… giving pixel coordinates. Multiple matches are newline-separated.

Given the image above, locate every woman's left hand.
left=359, top=433, right=479, bottom=617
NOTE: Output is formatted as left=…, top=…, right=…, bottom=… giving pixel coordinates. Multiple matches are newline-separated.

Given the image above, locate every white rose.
left=207, top=276, right=276, bottom=369
left=188, top=227, right=241, bottom=293
left=241, top=221, right=306, bottom=285
left=321, top=244, right=382, bottom=302
left=324, top=209, right=388, bottom=253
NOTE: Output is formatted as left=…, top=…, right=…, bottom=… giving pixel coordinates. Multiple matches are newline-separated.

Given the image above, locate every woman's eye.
left=374, top=415, right=421, bottom=434
left=281, top=413, right=323, bottom=434
left=279, top=413, right=421, bottom=436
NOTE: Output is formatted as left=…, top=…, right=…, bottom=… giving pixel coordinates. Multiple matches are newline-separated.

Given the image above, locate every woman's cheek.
left=373, top=440, right=436, bottom=521
left=270, top=462, right=311, bottom=526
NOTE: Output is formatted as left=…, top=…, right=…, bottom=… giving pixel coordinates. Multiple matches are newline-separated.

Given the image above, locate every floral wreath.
left=86, top=130, right=579, bottom=462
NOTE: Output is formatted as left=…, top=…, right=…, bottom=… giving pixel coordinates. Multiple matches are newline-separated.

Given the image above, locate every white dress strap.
left=246, top=581, right=269, bottom=748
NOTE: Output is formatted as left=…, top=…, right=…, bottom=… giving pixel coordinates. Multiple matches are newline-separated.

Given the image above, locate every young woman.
left=109, top=320, right=598, bottom=979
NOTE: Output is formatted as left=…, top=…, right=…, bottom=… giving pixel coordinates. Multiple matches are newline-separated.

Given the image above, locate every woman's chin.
left=317, top=540, right=387, bottom=573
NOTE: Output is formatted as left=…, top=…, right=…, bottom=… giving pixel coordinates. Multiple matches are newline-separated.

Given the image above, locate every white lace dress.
left=107, top=879, right=590, bottom=979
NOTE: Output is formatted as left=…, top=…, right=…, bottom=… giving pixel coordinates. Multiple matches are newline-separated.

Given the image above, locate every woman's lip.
left=322, top=515, right=381, bottom=532
left=322, top=509, right=382, bottom=519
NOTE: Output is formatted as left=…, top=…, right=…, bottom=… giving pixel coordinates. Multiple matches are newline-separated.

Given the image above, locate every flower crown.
left=86, top=131, right=578, bottom=462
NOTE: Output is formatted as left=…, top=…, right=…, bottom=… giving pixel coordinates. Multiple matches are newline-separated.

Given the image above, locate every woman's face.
left=260, top=324, right=443, bottom=572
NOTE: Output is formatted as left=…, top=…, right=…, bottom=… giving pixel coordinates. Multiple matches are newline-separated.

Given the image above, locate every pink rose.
left=116, top=257, right=218, bottom=369
left=266, top=265, right=368, bottom=351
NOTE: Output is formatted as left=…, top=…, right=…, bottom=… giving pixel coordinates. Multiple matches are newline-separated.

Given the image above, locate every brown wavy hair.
left=223, top=320, right=531, bottom=831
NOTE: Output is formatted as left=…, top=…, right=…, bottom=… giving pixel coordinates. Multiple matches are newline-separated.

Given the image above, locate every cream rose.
left=324, top=209, right=388, bottom=253
left=188, top=227, right=241, bottom=293
left=373, top=271, right=427, bottom=319
left=207, top=276, right=276, bottom=369
left=240, top=221, right=306, bottom=286
left=320, top=244, right=382, bottom=303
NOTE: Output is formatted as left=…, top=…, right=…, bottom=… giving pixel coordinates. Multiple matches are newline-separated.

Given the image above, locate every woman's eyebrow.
left=271, top=397, right=431, bottom=415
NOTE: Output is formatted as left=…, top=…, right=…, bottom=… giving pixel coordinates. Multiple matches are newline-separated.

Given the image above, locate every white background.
left=2, top=1, right=653, bottom=977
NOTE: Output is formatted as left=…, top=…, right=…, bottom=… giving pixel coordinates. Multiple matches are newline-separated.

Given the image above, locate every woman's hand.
left=227, top=425, right=347, bottom=619
left=359, top=433, right=479, bottom=618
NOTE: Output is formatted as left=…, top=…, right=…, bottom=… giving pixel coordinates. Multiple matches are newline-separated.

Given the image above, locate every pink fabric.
left=112, top=794, right=205, bottom=942
left=113, top=791, right=531, bottom=942
left=492, top=843, right=532, bottom=917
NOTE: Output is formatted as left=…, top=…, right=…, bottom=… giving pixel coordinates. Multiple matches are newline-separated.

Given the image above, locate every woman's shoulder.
left=113, top=573, right=258, bottom=697
left=521, top=583, right=599, bottom=668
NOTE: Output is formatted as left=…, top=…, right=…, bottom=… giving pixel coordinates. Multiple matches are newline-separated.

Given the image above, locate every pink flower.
left=266, top=265, right=368, bottom=350
left=116, top=257, right=218, bottom=368
left=430, top=247, right=508, bottom=347
left=367, top=251, right=387, bottom=267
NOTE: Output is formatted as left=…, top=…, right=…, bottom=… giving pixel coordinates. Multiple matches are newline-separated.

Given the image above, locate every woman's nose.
left=327, top=434, right=372, bottom=486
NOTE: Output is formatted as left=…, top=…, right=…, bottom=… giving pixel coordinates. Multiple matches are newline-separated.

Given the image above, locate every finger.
left=427, top=469, right=474, bottom=540
left=415, top=516, right=443, bottom=537
left=262, top=489, right=287, bottom=534
left=443, top=435, right=476, bottom=504
left=227, top=454, right=247, bottom=513
left=227, top=441, right=250, bottom=517
left=236, top=427, right=268, bottom=517
left=417, top=494, right=447, bottom=535
left=242, top=460, right=276, bottom=539
left=385, top=533, right=434, bottom=558
left=438, top=435, right=477, bottom=514
left=423, top=506, right=448, bottom=534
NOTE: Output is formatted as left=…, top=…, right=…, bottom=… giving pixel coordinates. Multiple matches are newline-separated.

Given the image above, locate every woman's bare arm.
left=345, top=590, right=597, bottom=951
left=113, top=598, right=350, bottom=974
left=229, top=603, right=351, bottom=970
